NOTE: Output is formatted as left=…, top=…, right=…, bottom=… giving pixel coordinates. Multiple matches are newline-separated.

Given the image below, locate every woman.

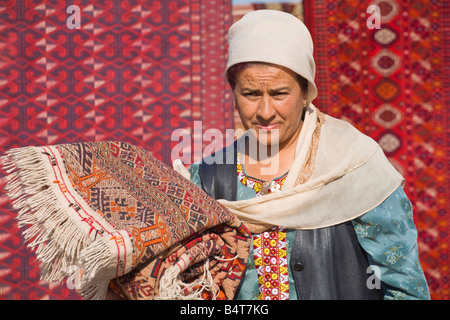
left=186, top=10, right=430, bottom=300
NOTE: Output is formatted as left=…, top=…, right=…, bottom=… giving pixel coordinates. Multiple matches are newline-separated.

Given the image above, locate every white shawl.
left=174, top=104, right=404, bottom=230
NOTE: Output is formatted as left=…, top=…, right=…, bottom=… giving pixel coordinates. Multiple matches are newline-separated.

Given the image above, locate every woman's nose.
left=256, top=95, right=276, bottom=122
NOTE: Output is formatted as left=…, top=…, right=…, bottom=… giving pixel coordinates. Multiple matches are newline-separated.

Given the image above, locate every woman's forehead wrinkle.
left=238, top=68, right=293, bottom=92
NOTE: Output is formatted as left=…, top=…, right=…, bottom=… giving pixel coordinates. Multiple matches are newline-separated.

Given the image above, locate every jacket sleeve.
left=352, top=186, right=431, bottom=300
left=187, top=162, right=202, bottom=188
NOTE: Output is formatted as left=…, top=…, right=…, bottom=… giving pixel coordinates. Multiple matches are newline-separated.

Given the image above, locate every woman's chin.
left=247, top=128, right=281, bottom=146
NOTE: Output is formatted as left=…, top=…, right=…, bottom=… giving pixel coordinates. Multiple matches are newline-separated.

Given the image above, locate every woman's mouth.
left=256, top=123, right=279, bottom=130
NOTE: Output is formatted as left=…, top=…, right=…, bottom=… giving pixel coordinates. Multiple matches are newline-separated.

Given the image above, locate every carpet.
left=1, top=141, right=250, bottom=300
left=0, top=0, right=233, bottom=299
left=305, top=0, right=450, bottom=300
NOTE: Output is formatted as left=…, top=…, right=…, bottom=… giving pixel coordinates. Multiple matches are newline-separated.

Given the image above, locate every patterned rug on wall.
left=0, top=0, right=233, bottom=299
left=305, top=0, right=450, bottom=299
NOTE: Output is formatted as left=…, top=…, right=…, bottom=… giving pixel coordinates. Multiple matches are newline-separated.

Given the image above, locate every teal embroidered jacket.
left=188, top=162, right=431, bottom=300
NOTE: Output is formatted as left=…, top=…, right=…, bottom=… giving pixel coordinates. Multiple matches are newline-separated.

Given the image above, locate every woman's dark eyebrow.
left=240, top=88, right=262, bottom=94
left=269, top=87, right=290, bottom=93
left=240, top=86, right=290, bottom=93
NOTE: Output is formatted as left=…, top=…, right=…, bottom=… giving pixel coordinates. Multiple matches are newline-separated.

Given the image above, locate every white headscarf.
left=226, top=10, right=317, bottom=105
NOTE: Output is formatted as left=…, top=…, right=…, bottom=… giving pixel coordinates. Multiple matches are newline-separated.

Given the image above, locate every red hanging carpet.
left=304, top=0, right=450, bottom=300
left=0, top=0, right=233, bottom=299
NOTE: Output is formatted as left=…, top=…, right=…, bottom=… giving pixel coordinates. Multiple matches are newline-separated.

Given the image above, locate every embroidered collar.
left=236, top=152, right=288, bottom=196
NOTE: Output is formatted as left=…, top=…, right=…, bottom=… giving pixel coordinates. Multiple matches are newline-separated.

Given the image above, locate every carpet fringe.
left=0, top=146, right=113, bottom=300
left=156, top=257, right=218, bottom=300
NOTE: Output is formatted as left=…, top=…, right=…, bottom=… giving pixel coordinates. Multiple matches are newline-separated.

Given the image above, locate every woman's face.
left=233, top=63, right=306, bottom=150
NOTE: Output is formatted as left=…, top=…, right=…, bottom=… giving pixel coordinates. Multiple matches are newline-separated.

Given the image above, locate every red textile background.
left=305, top=0, right=450, bottom=300
left=1, top=0, right=449, bottom=300
left=0, top=0, right=233, bottom=299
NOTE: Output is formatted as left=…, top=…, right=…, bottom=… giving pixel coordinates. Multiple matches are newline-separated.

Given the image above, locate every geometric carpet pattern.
left=305, top=0, right=450, bottom=299
left=0, top=0, right=233, bottom=299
